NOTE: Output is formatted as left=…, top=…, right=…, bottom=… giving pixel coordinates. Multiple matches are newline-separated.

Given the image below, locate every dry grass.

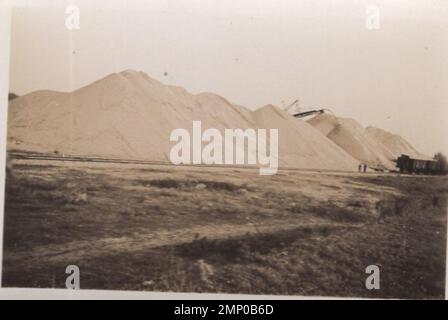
left=2, top=161, right=447, bottom=298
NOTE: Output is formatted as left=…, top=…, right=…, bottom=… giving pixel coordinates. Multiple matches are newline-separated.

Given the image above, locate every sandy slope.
left=253, top=105, right=358, bottom=170
left=365, top=126, right=429, bottom=160
left=7, top=70, right=359, bottom=171
left=307, top=113, right=422, bottom=170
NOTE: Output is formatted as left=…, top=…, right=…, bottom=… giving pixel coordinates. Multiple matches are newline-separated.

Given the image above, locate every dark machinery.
left=292, top=108, right=332, bottom=118
left=396, top=154, right=443, bottom=174
left=282, top=98, right=332, bottom=118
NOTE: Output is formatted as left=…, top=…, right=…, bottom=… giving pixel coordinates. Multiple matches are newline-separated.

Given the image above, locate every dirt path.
left=5, top=218, right=361, bottom=265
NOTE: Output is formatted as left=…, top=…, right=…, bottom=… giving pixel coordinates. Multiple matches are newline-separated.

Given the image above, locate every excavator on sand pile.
left=282, top=99, right=332, bottom=118
left=293, top=108, right=333, bottom=118
left=282, top=99, right=333, bottom=118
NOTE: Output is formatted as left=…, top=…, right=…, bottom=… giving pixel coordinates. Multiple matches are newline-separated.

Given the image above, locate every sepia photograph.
left=0, top=0, right=447, bottom=300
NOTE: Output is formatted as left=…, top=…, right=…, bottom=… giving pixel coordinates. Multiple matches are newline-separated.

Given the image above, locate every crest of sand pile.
left=308, top=113, right=415, bottom=170
left=8, top=70, right=358, bottom=171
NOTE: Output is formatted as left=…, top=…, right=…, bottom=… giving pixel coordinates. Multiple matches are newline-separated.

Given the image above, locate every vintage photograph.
left=1, top=0, right=447, bottom=299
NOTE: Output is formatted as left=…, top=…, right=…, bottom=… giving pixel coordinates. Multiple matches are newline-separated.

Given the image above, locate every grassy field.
left=2, top=160, right=447, bottom=298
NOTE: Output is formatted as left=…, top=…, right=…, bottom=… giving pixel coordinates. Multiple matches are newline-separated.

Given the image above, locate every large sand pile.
left=252, top=105, right=358, bottom=170
left=8, top=70, right=359, bottom=171
left=308, top=114, right=423, bottom=170
left=365, top=127, right=428, bottom=159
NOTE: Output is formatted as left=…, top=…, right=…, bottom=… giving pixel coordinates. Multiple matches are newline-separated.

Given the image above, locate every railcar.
left=396, top=154, right=443, bottom=174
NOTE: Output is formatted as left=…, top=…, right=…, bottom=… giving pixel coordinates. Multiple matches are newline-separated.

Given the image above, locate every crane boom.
left=284, top=99, right=299, bottom=112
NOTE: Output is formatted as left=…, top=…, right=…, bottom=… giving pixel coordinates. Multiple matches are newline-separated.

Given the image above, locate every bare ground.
left=2, top=159, right=447, bottom=298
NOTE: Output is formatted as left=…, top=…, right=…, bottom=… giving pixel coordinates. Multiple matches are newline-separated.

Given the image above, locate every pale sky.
left=7, top=0, right=448, bottom=156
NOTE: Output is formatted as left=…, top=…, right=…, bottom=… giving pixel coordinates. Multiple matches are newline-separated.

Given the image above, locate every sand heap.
left=252, top=105, right=358, bottom=169
left=308, top=113, right=423, bottom=170
left=7, top=70, right=358, bottom=171
left=365, top=127, right=428, bottom=160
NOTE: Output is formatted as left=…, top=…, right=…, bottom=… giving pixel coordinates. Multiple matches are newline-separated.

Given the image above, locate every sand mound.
left=365, top=127, right=429, bottom=160
left=308, top=114, right=423, bottom=170
left=8, top=71, right=251, bottom=160
left=8, top=70, right=359, bottom=171
left=252, top=105, right=358, bottom=170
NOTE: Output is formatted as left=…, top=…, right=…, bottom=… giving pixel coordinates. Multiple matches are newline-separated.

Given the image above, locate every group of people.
left=358, top=163, right=368, bottom=173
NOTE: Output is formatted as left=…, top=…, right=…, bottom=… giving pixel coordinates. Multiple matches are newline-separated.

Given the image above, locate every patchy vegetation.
left=2, top=161, right=447, bottom=298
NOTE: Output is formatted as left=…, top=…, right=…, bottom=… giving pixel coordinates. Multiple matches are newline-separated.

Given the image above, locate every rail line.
left=8, top=151, right=381, bottom=175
